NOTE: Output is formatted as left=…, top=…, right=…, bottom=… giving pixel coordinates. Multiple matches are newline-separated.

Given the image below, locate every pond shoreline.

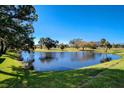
left=34, top=48, right=94, bottom=52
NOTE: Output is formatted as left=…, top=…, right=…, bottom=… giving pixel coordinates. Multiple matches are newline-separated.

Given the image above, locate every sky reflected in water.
left=21, top=51, right=120, bottom=72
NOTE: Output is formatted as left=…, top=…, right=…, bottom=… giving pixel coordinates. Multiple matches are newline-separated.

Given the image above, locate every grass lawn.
left=0, top=48, right=124, bottom=88
left=35, top=48, right=94, bottom=52
left=35, top=48, right=79, bottom=52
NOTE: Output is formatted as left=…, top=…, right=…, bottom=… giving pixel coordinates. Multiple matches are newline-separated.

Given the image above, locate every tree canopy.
left=38, top=37, right=59, bottom=50
left=0, top=5, right=38, bottom=55
left=99, top=38, right=112, bottom=52
left=69, top=39, right=83, bottom=49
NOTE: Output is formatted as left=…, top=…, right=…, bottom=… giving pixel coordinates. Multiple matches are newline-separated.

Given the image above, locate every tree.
left=86, top=42, right=97, bottom=49
left=112, top=43, right=124, bottom=48
left=100, top=38, right=106, bottom=47
left=59, top=43, right=65, bottom=51
left=64, top=44, right=70, bottom=48
left=99, top=39, right=112, bottom=52
left=0, top=5, right=38, bottom=55
left=69, top=39, right=82, bottom=49
left=106, top=41, right=112, bottom=49
left=79, top=41, right=87, bottom=50
left=38, top=37, right=59, bottom=50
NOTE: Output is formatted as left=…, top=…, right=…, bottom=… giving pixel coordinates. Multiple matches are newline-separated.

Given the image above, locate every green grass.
left=35, top=48, right=94, bottom=52
left=0, top=48, right=124, bottom=87
left=35, top=48, right=80, bottom=52
left=0, top=52, right=22, bottom=82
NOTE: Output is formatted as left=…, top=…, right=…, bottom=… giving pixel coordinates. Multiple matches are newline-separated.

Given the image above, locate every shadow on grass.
left=0, top=58, right=5, bottom=64
left=0, top=70, right=22, bottom=77
left=4, top=52, right=18, bottom=60
left=0, top=66, right=124, bottom=88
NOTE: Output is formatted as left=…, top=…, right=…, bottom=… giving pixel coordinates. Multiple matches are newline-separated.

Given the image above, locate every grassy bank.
left=35, top=48, right=80, bottom=52
left=0, top=48, right=124, bottom=87
left=35, top=48, right=94, bottom=52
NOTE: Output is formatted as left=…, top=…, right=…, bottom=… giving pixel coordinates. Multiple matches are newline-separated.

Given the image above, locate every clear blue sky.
left=33, top=5, right=124, bottom=44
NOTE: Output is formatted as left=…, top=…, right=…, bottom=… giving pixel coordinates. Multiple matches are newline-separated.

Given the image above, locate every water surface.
left=20, top=51, right=120, bottom=72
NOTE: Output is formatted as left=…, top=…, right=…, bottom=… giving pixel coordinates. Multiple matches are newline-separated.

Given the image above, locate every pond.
left=20, top=51, right=120, bottom=72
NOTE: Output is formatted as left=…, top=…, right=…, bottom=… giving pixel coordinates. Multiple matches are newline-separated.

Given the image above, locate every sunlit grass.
left=0, top=52, right=22, bottom=81
left=35, top=48, right=94, bottom=52
left=35, top=48, right=79, bottom=52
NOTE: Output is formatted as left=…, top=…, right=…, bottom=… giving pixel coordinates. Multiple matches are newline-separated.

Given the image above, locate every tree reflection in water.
left=39, top=52, right=57, bottom=63
left=70, top=51, right=95, bottom=62
left=60, top=52, right=65, bottom=58
left=100, top=54, right=112, bottom=63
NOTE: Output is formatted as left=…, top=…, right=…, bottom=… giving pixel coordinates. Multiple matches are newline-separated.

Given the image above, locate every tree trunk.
left=3, top=46, right=8, bottom=54
left=0, top=40, right=4, bottom=55
left=0, top=38, right=8, bottom=55
left=82, top=47, right=84, bottom=51
left=0, top=51, right=2, bottom=56
left=47, top=47, right=50, bottom=50
left=105, top=47, right=108, bottom=52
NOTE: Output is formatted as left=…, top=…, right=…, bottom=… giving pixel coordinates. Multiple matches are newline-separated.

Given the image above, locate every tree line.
left=0, top=5, right=38, bottom=56
left=38, top=37, right=124, bottom=52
